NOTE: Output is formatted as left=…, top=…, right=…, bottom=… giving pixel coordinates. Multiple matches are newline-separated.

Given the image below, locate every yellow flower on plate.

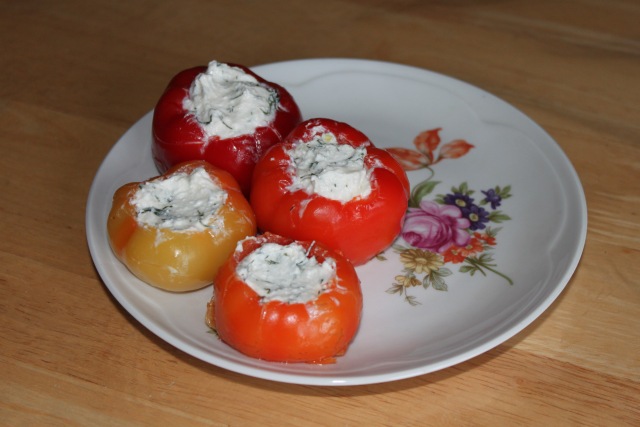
left=394, top=275, right=421, bottom=289
left=399, top=249, right=444, bottom=274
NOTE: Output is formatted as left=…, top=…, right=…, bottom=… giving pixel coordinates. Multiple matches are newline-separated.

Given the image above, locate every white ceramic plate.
left=86, top=58, right=587, bottom=386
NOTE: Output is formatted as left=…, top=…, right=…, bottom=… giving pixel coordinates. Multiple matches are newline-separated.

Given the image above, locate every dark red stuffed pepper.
left=151, top=61, right=302, bottom=195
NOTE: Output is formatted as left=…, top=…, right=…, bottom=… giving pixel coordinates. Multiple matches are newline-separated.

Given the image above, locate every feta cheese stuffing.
left=285, top=132, right=372, bottom=202
left=183, top=61, right=279, bottom=139
left=236, top=242, right=336, bottom=304
left=132, top=167, right=228, bottom=232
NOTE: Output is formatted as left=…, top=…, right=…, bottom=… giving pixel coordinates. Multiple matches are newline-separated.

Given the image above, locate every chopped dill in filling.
left=236, top=242, right=336, bottom=304
left=285, top=132, right=372, bottom=202
left=132, top=167, right=227, bottom=232
left=183, top=61, right=279, bottom=139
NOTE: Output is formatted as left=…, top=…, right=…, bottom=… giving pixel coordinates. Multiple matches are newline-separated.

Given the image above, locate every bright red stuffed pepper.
left=152, top=60, right=302, bottom=195
left=206, top=232, right=362, bottom=363
left=250, top=118, right=410, bottom=266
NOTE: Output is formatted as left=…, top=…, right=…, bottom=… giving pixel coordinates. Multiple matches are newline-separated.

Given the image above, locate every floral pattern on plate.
left=386, top=128, right=513, bottom=305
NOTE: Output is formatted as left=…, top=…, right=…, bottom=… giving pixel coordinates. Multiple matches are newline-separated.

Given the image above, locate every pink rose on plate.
left=402, top=200, right=471, bottom=253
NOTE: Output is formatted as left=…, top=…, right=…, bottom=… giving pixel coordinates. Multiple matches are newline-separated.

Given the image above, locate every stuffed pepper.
left=152, top=60, right=302, bottom=195
left=207, top=232, right=362, bottom=363
left=250, top=118, right=410, bottom=266
left=107, top=160, right=256, bottom=292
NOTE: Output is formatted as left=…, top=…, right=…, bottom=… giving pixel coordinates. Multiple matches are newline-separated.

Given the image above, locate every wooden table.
left=2, top=1, right=638, bottom=425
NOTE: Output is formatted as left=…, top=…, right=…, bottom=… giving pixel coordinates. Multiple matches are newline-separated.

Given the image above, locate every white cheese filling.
left=285, top=132, right=372, bottom=202
left=182, top=61, right=278, bottom=139
left=236, top=242, right=336, bottom=304
left=132, top=167, right=228, bottom=232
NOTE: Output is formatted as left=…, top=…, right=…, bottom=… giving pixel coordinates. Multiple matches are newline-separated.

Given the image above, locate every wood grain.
left=1, top=0, right=638, bottom=425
